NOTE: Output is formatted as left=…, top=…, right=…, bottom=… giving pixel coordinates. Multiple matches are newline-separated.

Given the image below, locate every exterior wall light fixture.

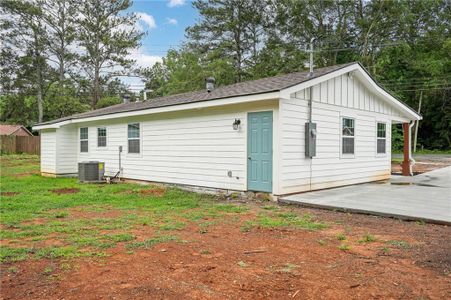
left=233, top=119, right=241, bottom=130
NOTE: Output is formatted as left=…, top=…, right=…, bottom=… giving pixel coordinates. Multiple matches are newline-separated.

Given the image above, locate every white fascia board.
left=280, top=63, right=422, bottom=121
left=32, top=91, right=279, bottom=130
left=33, top=121, right=71, bottom=131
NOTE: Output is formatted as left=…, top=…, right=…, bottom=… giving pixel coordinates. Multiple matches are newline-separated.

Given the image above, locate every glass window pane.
left=128, top=123, right=140, bottom=138
left=342, top=137, right=354, bottom=154
left=80, top=127, right=88, bottom=140
left=128, top=139, right=140, bottom=153
left=377, top=123, right=386, bottom=138
left=98, top=128, right=106, bottom=137
left=377, top=139, right=386, bottom=154
left=80, top=140, right=88, bottom=152
left=97, top=128, right=107, bottom=147
left=98, top=137, right=106, bottom=147
left=342, top=118, right=354, bottom=136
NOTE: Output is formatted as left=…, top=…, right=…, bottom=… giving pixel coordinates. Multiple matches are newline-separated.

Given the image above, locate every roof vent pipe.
left=206, top=77, right=215, bottom=93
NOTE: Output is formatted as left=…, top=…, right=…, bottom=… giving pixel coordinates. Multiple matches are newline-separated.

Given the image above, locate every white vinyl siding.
left=40, top=126, right=77, bottom=175
left=73, top=102, right=278, bottom=191
left=279, top=75, right=397, bottom=194
left=40, top=129, right=57, bottom=173
left=56, top=125, right=77, bottom=174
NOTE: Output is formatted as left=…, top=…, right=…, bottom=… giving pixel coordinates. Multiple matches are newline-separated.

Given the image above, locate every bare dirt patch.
left=14, top=171, right=39, bottom=177
left=1, top=192, right=20, bottom=197
left=392, top=155, right=451, bottom=174
left=133, top=187, right=167, bottom=197
left=1, top=204, right=450, bottom=300
left=50, top=188, right=80, bottom=195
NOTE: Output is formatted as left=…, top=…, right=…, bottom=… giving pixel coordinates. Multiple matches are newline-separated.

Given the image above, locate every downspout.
left=408, top=120, right=415, bottom=175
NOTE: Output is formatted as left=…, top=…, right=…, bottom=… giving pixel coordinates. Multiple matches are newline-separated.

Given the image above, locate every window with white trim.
left=377, top=123, right=386, bottom=154
left=342, top=118, right=355, bottom=155
left=80, top=127, right=88, bottom=152
left=127, top=123, right=140, bottom=154
left=97, top=127, right=107, bottom=147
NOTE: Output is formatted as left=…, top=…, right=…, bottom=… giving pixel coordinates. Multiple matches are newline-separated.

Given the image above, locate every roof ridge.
left=35, top=62, right=359, bottom=126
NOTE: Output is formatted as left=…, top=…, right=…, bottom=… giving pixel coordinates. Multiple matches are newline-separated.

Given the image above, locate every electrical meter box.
left=305, top=122, right=317, bottom=158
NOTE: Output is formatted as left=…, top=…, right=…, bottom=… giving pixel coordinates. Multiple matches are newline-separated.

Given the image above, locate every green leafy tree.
left=76, top=0, right=143, bottom=109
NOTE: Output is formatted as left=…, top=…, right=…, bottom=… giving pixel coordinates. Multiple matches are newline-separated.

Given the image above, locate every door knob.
left=248, top=156, right=251, bottom=160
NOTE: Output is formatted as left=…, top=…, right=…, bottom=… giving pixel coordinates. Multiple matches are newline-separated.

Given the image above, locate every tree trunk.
left=92, top=66, right=100, bottom=109
left=37, top=60, right=43, bottom=123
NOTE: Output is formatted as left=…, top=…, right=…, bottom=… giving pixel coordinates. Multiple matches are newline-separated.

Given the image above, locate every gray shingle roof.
left=37, top=62, right=356, bottom=126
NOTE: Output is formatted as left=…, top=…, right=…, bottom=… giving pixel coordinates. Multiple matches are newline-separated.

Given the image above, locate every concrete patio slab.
left=280, top=166, right=451, bottom=225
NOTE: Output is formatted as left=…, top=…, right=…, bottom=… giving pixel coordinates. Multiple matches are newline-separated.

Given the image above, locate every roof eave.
left=32, top=91, right=280, bottom=130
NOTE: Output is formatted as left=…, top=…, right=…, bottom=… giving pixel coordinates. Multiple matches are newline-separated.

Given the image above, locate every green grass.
left=386, top=240, right=411, bottom=249
left=336, top=233, right=346, bottom=241
left=0, top=154, right=327, bottom=263
left=338, top=243, right=351, bottom=251
left=359, top=233, right=376, bottom=243
left=125, top=235, right=180, bottom=249
left=242, top=212, right=326, bottom=231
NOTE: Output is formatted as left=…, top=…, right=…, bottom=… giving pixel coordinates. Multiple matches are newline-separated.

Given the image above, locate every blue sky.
left=124, top=0, right=198, bottom=89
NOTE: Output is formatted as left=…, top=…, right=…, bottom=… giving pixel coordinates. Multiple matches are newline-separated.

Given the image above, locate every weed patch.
left=125, top=235, right=180, bottom=249
left=387, top=240, right=411, bottom=249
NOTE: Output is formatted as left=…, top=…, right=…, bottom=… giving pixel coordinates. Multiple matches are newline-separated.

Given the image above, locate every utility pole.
left=308, top=37, right=315, bottom=76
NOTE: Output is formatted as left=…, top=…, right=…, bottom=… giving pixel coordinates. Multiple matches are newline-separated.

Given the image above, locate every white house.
left=33, top=62, right=421, bottom=196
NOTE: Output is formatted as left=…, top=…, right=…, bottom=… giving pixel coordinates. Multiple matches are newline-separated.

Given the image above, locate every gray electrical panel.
left=305, top=122, right=317, bottom=158
left=78, top=161, right=105, bottom=182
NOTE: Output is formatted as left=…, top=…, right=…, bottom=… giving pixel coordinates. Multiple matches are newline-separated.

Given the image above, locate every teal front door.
left=247, top=111, right=273, bottom=193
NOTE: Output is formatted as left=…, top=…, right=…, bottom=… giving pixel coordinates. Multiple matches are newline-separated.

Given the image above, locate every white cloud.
left=118, top=47, right=163, bottom=89
left=167, top=0, right=186, bottom=8
left=129, top=48, right=162, bottom=69
left=166, top=18, right=178, bottom=25
left=136, top=12, right=157, bottom=29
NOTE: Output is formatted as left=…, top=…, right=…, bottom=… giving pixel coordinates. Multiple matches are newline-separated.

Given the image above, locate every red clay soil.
left=1, top=207, right=450, bottom=300
left=136, top=187, right=167, bottom=197
left=50, top=188, right=80, bottom=195
left=392, top=157, right=451, bottom=174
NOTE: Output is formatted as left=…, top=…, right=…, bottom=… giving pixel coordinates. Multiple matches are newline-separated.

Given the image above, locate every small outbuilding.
left=0, top=124, right=33, bottom=136
left=33, top=62, right=421, bottom=196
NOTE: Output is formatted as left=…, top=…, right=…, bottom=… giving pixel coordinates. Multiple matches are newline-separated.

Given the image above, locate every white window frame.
left=79, top=127, right=89, bottom=153
left=376, top=122, right=387, bottom=156
left=97, top=127, right=107, bottom=148
left=127, top=123, right=141, bottom=155
left=340, top=117, right=355, bottom=158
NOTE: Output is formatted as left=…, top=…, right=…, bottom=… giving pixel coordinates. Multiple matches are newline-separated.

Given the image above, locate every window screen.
left=342, top=118, right=355, bottom=155
left=80, top=127, right=88, bottom=153
left=97, top=127, right=107, bottom=147
left=128, top=123, right=140, bottom=153
left=377, top=123, right=386, bottom=154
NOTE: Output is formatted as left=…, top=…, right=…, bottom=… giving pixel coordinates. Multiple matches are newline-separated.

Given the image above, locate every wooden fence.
left=0, top=135, right=40, bottom=155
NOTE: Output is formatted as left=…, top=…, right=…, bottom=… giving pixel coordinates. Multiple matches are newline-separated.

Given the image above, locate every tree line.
left=1, top=0, right=450, bottom=150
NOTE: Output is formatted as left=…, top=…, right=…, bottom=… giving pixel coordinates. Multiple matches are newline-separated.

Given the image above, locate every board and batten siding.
left=279, top=74, right=397, bottom=194
left=75, top=101, right=278, bottom=192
